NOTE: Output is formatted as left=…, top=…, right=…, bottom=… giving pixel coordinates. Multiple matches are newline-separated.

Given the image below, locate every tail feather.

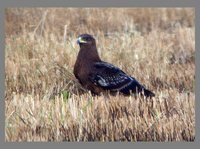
left=119, top=80, right=155, bottom=97
left=143, top=88, right=155, bottom=98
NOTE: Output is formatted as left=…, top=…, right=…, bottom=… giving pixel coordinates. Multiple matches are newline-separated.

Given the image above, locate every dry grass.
left=5, top=8, right=195, bottom=141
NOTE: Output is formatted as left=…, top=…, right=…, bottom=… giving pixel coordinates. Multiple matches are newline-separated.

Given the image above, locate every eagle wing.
left=89, top=61, right=140, bottom=91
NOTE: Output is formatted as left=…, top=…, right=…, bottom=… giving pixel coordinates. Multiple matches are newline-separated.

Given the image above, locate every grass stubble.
left=5, top=8, right=195, bottom=141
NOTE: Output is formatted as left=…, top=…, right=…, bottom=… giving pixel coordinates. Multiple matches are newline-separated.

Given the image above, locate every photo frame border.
left=0, top=0, right=199, bottom=149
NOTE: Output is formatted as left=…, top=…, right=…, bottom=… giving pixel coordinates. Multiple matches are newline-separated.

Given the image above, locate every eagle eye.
left=84, top=37, right=91, bottom=41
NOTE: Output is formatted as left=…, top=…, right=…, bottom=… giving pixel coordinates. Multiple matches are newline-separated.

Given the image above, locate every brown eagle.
left=74, top=34, right=155, bottom=97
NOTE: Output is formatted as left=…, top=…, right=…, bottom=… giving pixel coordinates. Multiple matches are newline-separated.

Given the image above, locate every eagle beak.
left=77, top=37, right=87, bottom=44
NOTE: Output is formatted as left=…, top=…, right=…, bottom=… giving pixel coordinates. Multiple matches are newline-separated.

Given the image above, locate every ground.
left=5, top=8, right=195, bottom=141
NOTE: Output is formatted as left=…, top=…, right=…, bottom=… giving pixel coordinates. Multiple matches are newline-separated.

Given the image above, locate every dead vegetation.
left=5, top=8, right=195, bottom=141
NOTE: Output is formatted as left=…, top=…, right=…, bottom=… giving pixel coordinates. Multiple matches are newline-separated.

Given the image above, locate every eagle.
left=73, top=34, right=155, bottom=97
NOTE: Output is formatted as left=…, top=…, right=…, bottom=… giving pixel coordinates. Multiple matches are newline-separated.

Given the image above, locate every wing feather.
left=89, top=62, right=136, bottom=91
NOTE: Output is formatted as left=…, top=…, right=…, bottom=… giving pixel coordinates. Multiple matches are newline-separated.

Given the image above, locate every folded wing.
left=89, top=61, right=146, bottom=95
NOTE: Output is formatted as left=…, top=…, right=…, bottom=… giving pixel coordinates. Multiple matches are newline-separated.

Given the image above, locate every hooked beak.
left=77, top=37, right=87, bottom=44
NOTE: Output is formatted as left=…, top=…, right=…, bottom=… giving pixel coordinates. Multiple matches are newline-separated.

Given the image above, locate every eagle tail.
left=119, top=80, right=155, bottom=97
left=143, top=88, right=155, bottom=98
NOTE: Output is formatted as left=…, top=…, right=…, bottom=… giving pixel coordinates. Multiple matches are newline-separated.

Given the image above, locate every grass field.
left=5, top=8, right=195, bottom=141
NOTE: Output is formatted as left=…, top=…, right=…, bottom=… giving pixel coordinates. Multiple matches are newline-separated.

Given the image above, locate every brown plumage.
left=74, top=34, right=155, bottom=97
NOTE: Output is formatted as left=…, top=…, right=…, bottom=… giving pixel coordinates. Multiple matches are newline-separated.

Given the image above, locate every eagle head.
left=77, top=34, right=96, bottom=46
